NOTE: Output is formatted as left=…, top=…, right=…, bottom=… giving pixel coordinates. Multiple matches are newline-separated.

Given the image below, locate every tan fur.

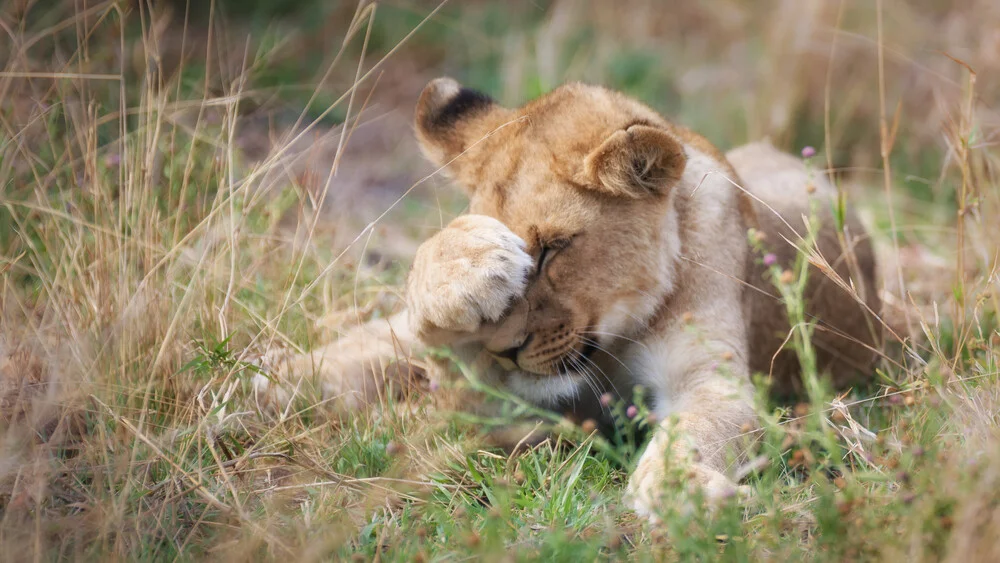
left=729, top=142, right=882, bottom=395
left=257, top=78, right=881, bottom=521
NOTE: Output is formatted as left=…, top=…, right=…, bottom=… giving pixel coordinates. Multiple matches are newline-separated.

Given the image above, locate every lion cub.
left=257, top=78, right=881, bottom=520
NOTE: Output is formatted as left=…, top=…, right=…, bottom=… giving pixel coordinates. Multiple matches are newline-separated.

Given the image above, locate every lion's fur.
left=257, top=78, right=881, bottom=519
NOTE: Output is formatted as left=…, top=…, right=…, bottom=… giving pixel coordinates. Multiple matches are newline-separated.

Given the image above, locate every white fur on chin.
left=503, top=370, right=582, bottom=406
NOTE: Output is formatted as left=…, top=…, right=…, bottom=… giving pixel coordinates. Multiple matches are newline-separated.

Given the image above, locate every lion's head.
left=414, top=78, right=695, bottom=402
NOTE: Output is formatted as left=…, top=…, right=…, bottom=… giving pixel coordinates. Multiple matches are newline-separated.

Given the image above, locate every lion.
left=254, top=78, right=881, bottom=520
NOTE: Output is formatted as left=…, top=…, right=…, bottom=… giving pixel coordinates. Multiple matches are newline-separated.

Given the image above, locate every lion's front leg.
left=625, top=316, right=758, bottom=521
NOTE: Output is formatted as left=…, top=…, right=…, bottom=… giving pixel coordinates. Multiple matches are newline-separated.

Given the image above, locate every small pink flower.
left=428, top=380, right=440, bottom=392
left=801, top=146, right=816, bottom=158
left=763, top=253, right=777, bottom=267
left=599, top=393, right=614, bottom=407
left=626, top=405, right=638, bottom=419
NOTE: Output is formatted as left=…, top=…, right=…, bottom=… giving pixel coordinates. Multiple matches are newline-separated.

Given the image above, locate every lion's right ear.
left=582, top=124, right=687, bottom=198
left=414, top=77, right=510, bottom=170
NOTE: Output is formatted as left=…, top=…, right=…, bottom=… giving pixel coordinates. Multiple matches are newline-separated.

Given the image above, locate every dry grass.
left=1, top=0, right=999, bottom=560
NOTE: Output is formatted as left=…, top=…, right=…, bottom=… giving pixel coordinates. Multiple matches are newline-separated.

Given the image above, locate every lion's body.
left=731, top=143, right=881, bottom=395
left=257, top=80, right=881, bottom=520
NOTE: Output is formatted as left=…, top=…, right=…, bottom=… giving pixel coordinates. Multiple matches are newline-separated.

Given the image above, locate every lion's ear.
left=414, top=77, right=509, bottom=170
left=582, top=125, right=686, bottom=198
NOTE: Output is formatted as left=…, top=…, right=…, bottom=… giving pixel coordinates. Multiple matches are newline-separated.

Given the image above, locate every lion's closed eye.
left=536, top=236, right=573, bottom=274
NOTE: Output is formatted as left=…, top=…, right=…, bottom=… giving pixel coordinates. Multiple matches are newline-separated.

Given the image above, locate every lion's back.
left=727, top=142, right=882, bottom=397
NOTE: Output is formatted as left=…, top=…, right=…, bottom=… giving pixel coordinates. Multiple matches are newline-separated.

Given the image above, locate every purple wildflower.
left=626, top=405, right=638, bottom=419
left=763, top=253, right=778, bottom=267
left=801, top=146, right=817, bottom=158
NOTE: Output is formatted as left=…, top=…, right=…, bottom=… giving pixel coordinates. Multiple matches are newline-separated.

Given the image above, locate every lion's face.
left=415, top=79, right=689, bottom=401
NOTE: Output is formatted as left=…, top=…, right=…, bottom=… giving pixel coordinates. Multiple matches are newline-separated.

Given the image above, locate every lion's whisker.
left=565, top=353, right=614, bottom=412
left=556, top=357, right=581, bottom=409
left=568, top=356, right=603, bottom=402
left=579, top=329, right=654, bottom=353
left=563, top=355, right=593, bottom=395
left=577, top=336, right=634, bottom=377
left=572, top=339, right=625, bottom=398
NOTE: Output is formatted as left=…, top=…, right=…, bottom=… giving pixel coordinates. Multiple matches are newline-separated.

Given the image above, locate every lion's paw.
left=407, top=214, right=532, bottom=340
left=627, top=438, right=748, bottom=523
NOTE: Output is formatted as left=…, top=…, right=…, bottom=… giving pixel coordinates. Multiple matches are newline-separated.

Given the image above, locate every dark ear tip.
left=416, top=77, right=494, bottom=133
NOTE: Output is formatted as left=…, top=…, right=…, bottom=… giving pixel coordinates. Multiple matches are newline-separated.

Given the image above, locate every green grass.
left=2, top=0, right=1000, bottom=560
